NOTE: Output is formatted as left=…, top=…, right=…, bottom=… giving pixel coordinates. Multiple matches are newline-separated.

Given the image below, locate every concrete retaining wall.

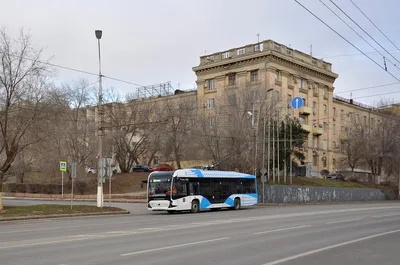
left=259, top=185, right=387, bottom=203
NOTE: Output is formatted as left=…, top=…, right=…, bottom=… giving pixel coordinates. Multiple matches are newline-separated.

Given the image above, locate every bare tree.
left=163, top=95, right=196, bottom=169
left=0, top=29, right=52, bottom=210
left=106, top=101, right=155, bottom=173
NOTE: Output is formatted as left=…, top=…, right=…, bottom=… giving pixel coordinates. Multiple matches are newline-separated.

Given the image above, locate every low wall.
left=259, top=185, right=387, bottom=203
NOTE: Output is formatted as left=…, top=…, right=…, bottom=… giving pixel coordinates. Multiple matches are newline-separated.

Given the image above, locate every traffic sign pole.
left=61, top=171, right=64, bottom=199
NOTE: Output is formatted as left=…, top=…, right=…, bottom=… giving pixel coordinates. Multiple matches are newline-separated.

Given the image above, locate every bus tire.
left=167, top=210, right=175, bottom=214
left=191, top=200, right=200, bottom=213
left=234, top=198, right=241, bottom=210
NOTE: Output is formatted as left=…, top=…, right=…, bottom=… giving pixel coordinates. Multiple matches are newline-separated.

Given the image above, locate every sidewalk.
left=3, top=192, right=147, bottom=204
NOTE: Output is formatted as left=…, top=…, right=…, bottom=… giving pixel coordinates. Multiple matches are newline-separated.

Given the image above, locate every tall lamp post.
left=95, top=30, right=104, bottom=208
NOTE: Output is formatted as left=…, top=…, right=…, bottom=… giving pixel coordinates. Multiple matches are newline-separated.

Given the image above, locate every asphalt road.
left=2, top=200, right=400, bottom=265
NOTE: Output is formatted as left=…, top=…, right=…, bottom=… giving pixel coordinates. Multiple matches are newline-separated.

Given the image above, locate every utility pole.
left=277, top=108, right=280, bottom=183
left=267, top=107, right=271, bottom=182
left=290, top=109, right=293, bottom=184
left=95, top=30, right=104, bottom=208
left=284, top=114, right=287, bottom=184
left=262, top=113, right=266, bottom=199
left=272, top=106, right=275, bottom=183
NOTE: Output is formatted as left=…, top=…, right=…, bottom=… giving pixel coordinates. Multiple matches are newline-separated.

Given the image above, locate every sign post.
left=71, top=161, right=77, bottom=209
left=260, top=167, right=267, bottom=203
left=60, top=161, right=67, bottom=199
left=290, top=97, right=303, bottom=184
left=106, top=158, right=113, bottom=207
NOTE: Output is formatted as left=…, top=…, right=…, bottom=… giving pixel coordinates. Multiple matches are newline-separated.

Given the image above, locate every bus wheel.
left=234, top=198, right=241, bottom=210
left=191, top=200, right=200, bottom=213
left=167, top=210, right=175, bottom=214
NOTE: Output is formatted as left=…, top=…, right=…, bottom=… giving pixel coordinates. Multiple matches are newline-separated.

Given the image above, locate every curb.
left=256, top=200, right=398, bottom=207
left=3, top=197, right=147, bottom=204
left=0, top=210, right=130, bottom=222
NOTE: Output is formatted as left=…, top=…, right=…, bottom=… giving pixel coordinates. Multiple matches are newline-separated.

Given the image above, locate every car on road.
left=149, top=164, right=174, bottom=172
left=327, top=173, right=345, bottom=180
left=87, top=167, right=96, bottom=174
left=132, top=164, right=151, bottom=172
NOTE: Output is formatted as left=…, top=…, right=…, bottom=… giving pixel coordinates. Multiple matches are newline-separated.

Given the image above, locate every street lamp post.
left=95, top=30, right=104, bottom=208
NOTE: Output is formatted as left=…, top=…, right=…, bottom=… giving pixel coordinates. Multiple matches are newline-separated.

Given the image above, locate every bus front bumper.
left=148, top=200, right=175, bottom=211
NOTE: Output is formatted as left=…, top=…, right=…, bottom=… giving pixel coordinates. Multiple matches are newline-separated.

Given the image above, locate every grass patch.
left=0, top=204, right=126, bottom=218
left=268, top=177, right=371, bottom=188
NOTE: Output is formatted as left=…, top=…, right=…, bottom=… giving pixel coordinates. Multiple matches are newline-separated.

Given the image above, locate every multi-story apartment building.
left=192, top=40, right=397, bottom=175
left=193, top=40, right=339, bottom=174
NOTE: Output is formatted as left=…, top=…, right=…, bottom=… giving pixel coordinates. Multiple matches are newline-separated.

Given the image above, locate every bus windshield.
left=148, top=174, right=172, bottom=198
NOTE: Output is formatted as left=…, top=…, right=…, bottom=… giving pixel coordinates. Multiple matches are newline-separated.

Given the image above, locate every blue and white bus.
left=147, top=169, right=258, bottom=213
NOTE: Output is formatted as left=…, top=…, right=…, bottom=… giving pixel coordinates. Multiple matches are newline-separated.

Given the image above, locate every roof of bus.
left=173, top=169, right=256, bottom=179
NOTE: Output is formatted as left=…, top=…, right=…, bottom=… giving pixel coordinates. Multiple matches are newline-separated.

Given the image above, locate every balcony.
left=312, top=127, right=323, bottom=135
left=301, top=124, right=312, bottom=133
left=299, top=106, right=312, bottom=115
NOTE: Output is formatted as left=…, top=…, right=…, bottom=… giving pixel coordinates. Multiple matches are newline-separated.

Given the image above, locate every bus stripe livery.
left=147, top=169, right=258, bottom=213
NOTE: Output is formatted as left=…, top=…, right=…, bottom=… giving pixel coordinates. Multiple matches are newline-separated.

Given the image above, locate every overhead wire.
left=328, top=0, right=400, bottom=65
left=349, top=0, right=400, bottom=55
left=293, top=0, right=400, bottom=82
left=319, top=0, right=400, bottom=72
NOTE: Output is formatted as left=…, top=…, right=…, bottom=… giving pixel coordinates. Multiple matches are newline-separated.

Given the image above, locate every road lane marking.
left=254, top=225, right=311, bottom=235
left=372, top=213, right=400, bottom=218
left=261, top=228, right=400, bottom=265
left=0, top=237, right=91, bottom=250
left=326, top=218, right=362, bottom=224
left=120, top=237, right=230, bottom=256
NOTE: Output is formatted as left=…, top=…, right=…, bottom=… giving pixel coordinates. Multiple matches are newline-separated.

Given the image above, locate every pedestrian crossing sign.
left=60, top=161, right=67, bottom=172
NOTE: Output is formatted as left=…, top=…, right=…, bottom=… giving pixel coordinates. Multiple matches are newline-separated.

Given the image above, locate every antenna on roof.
left=257, top=33, right=260, bottom=43
left=310, top=44, right=313, bottom=57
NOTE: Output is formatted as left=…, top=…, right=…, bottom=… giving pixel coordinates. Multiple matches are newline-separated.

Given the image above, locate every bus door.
left=211, top=179, right=225, bottom=203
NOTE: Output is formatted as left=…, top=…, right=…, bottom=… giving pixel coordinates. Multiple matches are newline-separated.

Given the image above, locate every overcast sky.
left=1, top=0, right=399, bottom=106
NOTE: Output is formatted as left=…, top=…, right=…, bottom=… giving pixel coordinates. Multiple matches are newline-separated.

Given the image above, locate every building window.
left=207, top=98, right=215, bottom=108
left=363, top=116, right=367, bottom=125
left=275, top=70, right=280, bottom=81
left=237, top=48, right=245, bottom=55
left=287, top=94, right=292, bottom=108
left=371, top=118, right=374, bottom=127
left=323, top=139, right=327, bottom=151
left=332, top=158, right=336, bottom=170
left=348, top=112, right=353, bottom=120
left=313, top=155, right=318, bottom=167
left=312, top=136, right=317, bottom=148
left=333, top=122, right=336, bottom=135
left=299, top=115, right=306, bottom=125
left=250, top=70, right=258, bottom=82
left=323, top=86, right=327, bottom=96
left=298, top=78, right=305, bottom=89
left=209, top=116, right=215, bottom=128
left=207, top=79, right=214, bottom=90
left=333, top=107, right=336, bottom=117
left=302, top=98, right=306, bottom=107
left=323, top=122, right=328, bottom=132
left=341, top=109, right=344, bottom=119
left=323, top=104, right=327, bottom=115
left=322, top=157, right=327, bottom=168
left=313, top=102, right=317, bottom=115
left=228, top=74, right=236, bottom=86
left=222, top=51, right=230, bottom=59
left=288, top=75, right=293, bottom=86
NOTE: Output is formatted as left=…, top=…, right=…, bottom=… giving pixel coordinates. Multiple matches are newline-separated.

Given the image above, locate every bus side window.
left=189, top=180, right=200, bottom=195
left=243, top=179, right=251, bottom=194
left=233, top=179, right=242, bottom=194
left=250, top=179, right=256, bottom=193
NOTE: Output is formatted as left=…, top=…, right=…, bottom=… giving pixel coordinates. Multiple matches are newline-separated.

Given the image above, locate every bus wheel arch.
left=191, top=199, right=200, bottom=213
left=234, top=198, right=241, bottom=210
